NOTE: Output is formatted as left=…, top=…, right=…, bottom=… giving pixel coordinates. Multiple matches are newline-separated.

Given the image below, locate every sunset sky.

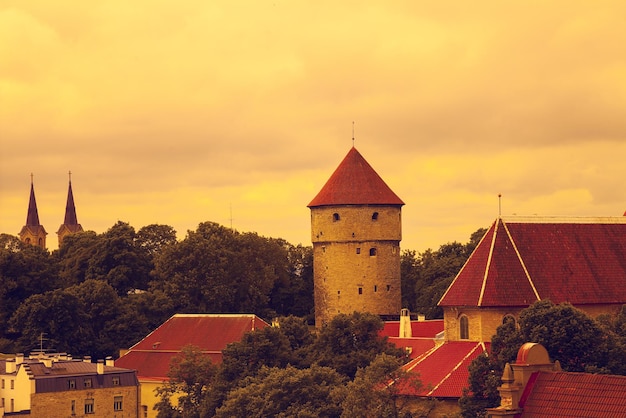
left=2, top=1, right=625, bottom=252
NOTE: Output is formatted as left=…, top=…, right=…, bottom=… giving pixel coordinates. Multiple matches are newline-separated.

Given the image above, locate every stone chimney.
left=399, top=308, right=412, bottom=338
left=83, top=356, right=91, bottom=363
left=15, top=353, right=24, bottom=365
left=97, top=359, right=104, bottom=374
left=6, top=359, right=16, bottom=373
left=105, top=356, right=114, bottom=367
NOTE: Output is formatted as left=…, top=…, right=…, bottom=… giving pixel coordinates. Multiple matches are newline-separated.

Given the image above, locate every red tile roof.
left=380, top=320, right=444, bottom=339
left=398, top=341, right=490, bottom=398
left=115, top=314, right=269, bottom=380
left=519, top=371, right=626, bottom=417
left=439, top=217, right=626, bottom=308
left=308, top=147, right=404, bottom=207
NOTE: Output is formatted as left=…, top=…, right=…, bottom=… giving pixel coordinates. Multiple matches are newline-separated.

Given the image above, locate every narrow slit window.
left=372, top=212, right=379, bottom=220
left=333, top=213, right=340, bottom=221
left=460, top=315, right=469, bottom=340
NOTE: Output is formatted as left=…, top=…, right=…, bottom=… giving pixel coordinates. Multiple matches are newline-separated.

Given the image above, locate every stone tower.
left=308, top=147, right=404, bottom=326
left=57, top=172, right=83, bottom=246
left=19, top=175, right=47, bottom=249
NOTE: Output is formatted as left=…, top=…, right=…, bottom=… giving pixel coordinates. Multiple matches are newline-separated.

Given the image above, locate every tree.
left=9, top=289, right=93, bottom=355
left=155, top=345, right=218, bottom=418
left=56, top=231, right=100, bottom=287
left=136, top=224, right=177, bottom=258
left=312, top=312, right=406, bottom=379
left=518, top=300, right=606, bottom=372
left=152, top=222, right=287, bottom=314
left=214, top=365, right=346, bottom=418
left=342, top=353, right=422, bottom=418
left=270, top=243, right=314, bottom=320
left=459, top=354, right=502, bottom=418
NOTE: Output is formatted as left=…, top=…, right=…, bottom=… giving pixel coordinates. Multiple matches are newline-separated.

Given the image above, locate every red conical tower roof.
left=308, top=147, right=404, bottom=207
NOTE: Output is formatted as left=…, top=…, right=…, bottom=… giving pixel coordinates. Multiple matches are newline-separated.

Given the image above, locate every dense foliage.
left=156, top=313, right=415, bottom=418
left=0, top=222, right=314, bottom=358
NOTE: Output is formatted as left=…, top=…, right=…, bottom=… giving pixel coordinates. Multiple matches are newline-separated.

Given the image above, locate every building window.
left=142, top=405, right=148, bottom=418
left=112, top=376, right=120, bottom=386
left=386, top=285, right=391, bottom=291
left=358, top=287, right=363, bottom=295
left=10, top=380, right=14, bottom=389
left=85, top=398, right=94, bottom=414
left=71, top=400, right=76, bottom=415
left=503, top=315, right=516, bottom=326
left=460, top=315, right=469, bottom=340
left=10, top=399, right=14, bottom=412
left=369, top=248, right=377, bottom=256
left=374, top=285, right=378, bottom=292
left=337, top=290, right=340, bottom=295
left=1, top=398, right=4, bottom=407
left=372, top=212, right=379, bottom=220
left=356, top=247, right=361, bottom=254
left=114, top=396, right=123, bottom=411
left=1, top=379, right=4, bottom=389
left=333, top=213, right=340, bottom=221
left=84, top=378, right=92, bottom=388
left=68, top=379, right=76, bottom=389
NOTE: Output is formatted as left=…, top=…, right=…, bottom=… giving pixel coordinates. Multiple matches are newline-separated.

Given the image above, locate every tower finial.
left=31, top=173, right=34, bottom=184
left=498, top=193, right=502, bottom=217
left=68, top=170, right=72, bottom=183
left=352, top=121, right=355, bottom=147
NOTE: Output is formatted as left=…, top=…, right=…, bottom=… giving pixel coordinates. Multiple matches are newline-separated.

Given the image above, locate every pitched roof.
left=115, top=314, right=269, bottom=379
left=439, top=217, right=626, bottom=308
left=308, top=147, right=404, bottom=207
left=519, top=371, right=626, bottom=417
left=399, top=341, right=490, bottom=398
left=25, top=180, right=41, bottom=226
left=63, top=179, right=79, bottom=225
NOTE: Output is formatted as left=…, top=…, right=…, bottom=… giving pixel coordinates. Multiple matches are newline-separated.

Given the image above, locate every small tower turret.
left=19, top=174, right=47, bottom=249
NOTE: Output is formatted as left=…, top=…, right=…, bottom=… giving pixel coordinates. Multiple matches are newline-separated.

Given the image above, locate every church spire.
left=19, top=174, right=47, bottom=248
left=57, top=171, right=84, bottom=246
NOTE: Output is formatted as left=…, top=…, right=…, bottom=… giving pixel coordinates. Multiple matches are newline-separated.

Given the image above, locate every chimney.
left=97, top=359, right=104, bottom=374
left=105, top=356, right=114, bottom=367
left=42, top=357, right=53, bottom=368
left=6, top=359, right=16, bottom=373
left=399, top=308, right=412, bottom=338
left=83, top=356, right=91, bottom=363
left=15, top=353, right=24, bottom=365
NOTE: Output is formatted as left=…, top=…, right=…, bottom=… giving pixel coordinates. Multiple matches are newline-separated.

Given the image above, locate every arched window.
left=369, top=248, right=377, bottom=256
left=372, top=212, right=379, bottom=221
left=333, top=213, right=340, bottom=221
left=460, top=315, right=469, bottom=340
left=503, top=315, right=517, bottom=327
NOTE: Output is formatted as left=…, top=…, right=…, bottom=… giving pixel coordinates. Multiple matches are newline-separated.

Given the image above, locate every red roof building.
left=438, top=216, right=626, bottom=342
left=488, top=343, right=626, bottom=417
left=115, top=313, right=269, bottom=418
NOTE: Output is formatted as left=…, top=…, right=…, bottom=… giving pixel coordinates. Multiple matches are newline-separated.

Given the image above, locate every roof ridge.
left=501, top=219, right=541, bottom=301
left=477, top=219, right=499, bottom=306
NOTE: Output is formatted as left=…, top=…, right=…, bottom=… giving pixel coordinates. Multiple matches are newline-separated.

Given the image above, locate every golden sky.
left=2, top=1, right=626, bottom=252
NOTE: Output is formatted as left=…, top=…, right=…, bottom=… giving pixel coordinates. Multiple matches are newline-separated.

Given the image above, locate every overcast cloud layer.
left=2, top=1, right=625, bottom=252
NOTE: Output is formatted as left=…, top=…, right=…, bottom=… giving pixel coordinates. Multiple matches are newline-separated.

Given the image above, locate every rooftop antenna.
left=229, top=203, right=234, bottom=229
left=39, top=332, right=47, bottom=352
left=352, top=121, right=355, bottom=147
left=498, top=194, right=502, bottom=217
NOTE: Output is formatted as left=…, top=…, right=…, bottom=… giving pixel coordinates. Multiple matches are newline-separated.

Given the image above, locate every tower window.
left=386, top=285, right=391, bottom=291
left=356, top=248, right=361, bottom=254
left=333, top=213, right=340, bottom=221
left=374, top=285, right=377, bottom=292
left=358, top=287, right=363, bottom=295
left=372, top=212, right=379, bottom=220
left=369, top=248, right=377, bottom=256
left=460, top=315, right=469, bottom=340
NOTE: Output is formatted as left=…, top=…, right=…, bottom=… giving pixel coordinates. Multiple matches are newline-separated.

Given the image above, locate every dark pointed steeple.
left=19, top=174, right=47, bottom=248
left=57, top=171, right=83, bottom=246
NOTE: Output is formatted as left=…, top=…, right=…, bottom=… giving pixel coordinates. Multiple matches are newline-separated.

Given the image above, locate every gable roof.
left=439, top=217, right=626, bottom=308
left=519, top=371, right=626, bottom=417
left=399, top=341, right=490, bottom=398
left=308, top=147, right=404, bottom=207
left=115, top=314, right=269, bottom=380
